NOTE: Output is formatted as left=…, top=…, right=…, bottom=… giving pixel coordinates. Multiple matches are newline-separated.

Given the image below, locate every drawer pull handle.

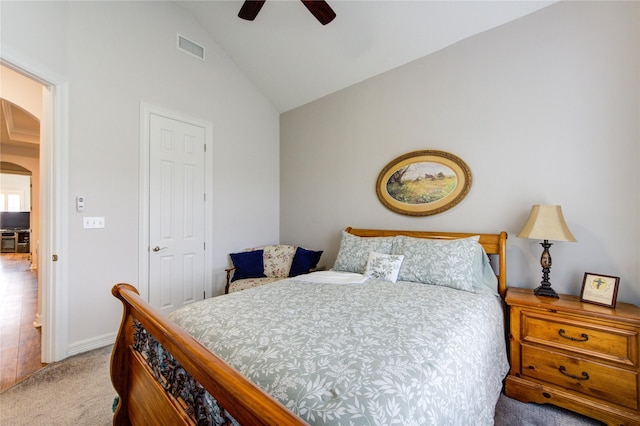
left=558, top=366, right=589, bottom=381
left=558, top=329, right=589, bottom=342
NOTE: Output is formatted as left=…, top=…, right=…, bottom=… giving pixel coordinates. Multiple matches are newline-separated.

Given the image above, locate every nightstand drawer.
left=522, top=311, right=638, bottom=366
left=522, top=345, right=638, bottom=410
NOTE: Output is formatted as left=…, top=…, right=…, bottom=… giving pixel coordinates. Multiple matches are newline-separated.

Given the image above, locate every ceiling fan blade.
left=301, top=0, right=336, bottom=25
left=238, top=0, right=266, bottom=21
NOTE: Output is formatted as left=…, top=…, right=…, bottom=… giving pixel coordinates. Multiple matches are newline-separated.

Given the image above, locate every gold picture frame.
left=580, top=272, right=620, bottom=308
left=376, top=150, right=472, bottom=216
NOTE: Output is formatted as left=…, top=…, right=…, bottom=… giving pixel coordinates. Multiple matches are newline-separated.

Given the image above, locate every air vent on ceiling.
left=177, top=34, right=205, bottom=61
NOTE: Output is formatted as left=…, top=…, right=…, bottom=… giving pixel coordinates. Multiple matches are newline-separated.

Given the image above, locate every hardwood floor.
left=0, top=253, right=46, bottom=392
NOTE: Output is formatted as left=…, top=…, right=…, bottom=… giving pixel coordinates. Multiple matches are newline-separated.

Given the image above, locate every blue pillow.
left=289, top=247, right=323, bottom=277
left=230, top=250, right=265, bottom=282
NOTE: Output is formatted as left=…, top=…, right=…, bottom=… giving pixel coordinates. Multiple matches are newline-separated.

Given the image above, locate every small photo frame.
left=580, top=272, right=620, bottom=308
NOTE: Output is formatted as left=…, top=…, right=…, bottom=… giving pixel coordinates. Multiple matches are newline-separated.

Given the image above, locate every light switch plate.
left=76, top=196, right=85, bottom=212
left=83, top=217, right=105, bottom=229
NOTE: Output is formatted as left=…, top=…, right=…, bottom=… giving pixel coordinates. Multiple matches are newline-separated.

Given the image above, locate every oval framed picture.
left=376, top=150, right=472, bottom=216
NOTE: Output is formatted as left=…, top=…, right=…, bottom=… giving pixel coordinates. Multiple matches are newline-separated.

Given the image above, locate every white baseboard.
left=66, top=331, right=117, bottom=357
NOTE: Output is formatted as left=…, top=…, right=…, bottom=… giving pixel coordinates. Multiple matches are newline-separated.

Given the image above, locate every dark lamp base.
left=534, top=284, right=559, bottom=298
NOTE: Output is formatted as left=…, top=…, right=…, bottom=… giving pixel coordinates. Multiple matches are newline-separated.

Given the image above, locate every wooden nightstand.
left=505, top=287, right=640, bottom=426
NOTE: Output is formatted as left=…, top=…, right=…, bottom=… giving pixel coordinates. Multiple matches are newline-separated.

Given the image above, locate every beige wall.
left=281, top=1, right=640, bottom=306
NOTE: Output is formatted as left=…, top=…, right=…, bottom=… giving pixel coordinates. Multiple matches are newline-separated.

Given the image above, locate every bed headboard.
left=345, top=227, right=508, bottom=298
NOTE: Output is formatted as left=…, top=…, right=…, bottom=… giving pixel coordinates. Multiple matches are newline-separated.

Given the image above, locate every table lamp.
left=518, top=204, right=576, bottom=298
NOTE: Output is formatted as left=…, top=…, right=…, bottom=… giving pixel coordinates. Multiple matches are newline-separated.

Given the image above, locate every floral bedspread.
left=169, top=278, right=509, bottom=425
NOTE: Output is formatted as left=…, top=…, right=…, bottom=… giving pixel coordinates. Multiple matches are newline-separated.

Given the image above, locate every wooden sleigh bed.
left=111, top=227, right=508, bottom=425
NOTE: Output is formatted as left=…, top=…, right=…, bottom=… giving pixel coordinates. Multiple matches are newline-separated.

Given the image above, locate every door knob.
left=152, top=246, right=167, bottom=252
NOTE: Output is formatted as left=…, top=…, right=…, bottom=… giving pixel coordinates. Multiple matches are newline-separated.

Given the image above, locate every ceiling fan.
left=238, top=0, right=336, bottom=25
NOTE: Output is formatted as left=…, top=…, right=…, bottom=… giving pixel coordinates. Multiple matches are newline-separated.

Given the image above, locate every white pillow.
left=364, top=252, right=405, bottom=283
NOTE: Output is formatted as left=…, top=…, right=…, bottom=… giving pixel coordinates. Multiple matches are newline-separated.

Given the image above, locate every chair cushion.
left=228, top=277, right=282, bottom=293
left=263, top=245, right=297, bottom=278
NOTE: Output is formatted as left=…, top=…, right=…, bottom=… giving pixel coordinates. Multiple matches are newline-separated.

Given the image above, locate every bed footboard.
left=110, top=283, right=307, bottom=426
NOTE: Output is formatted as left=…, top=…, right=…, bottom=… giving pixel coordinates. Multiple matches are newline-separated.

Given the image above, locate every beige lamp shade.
left=517, top=204, right=577, bottom=242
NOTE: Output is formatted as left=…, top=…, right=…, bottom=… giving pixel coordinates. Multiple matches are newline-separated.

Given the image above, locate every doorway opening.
left=1, top=59, right=69, bottom=367
left=0, top=80, right=44, bottom=389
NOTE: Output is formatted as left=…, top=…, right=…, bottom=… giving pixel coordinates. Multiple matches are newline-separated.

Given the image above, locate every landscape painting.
left=376, top=150, right=472, bottom=216
left=386, top=162, right=457, bottom=205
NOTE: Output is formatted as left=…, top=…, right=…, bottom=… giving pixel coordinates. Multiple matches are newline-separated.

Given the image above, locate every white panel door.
left=149, top=113, right=205, bottom=314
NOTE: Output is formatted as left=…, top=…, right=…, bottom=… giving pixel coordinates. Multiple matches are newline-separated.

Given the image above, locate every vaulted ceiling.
left=0, top=99, right=40, bottom=148
left=1, top=63, right=41, bottom=159
left=177, top=0, right=556, bottom=112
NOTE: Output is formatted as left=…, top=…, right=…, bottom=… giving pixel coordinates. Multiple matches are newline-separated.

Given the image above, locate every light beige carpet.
left=0, top=345, right=114, bottom=425
left=0, top=344, right=604, bottom=425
